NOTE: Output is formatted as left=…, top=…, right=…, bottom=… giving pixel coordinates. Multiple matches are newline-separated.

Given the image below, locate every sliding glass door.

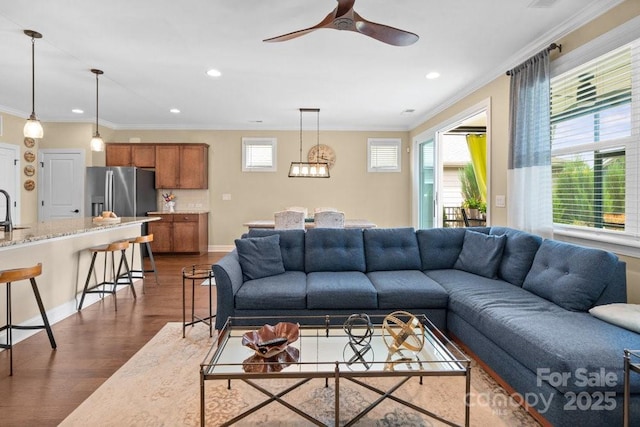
left=418, top=137, right=436, bottom=229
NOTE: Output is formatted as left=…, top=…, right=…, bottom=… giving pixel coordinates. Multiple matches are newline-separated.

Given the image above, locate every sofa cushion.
left=366, top=270, right=448, bottom=309
left=454, top=230, right=506, bottom=279
left=234, top=235, right=285, bottom=280
left=247, top=228, right=305, bottom=271
left=235, top=271, right=307, bottom=310
left=306, top=271, right=377, bottom=309
left=364, top=227, right=421, bottom=272
left=427, top=269, right=640, bottom=394
left=523, top=240, right=618, bottom=311
left=305, top=228, right=366, bottom=272
left=417, top=227, right=489, bottom=271
left=490, top=227, right=542, bottom=286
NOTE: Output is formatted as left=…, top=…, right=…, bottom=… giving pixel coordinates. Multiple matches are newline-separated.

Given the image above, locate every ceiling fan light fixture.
left=24, top=30, right=44, bottom=139
left=90, top=68, right=105, bottom=152
left=288, top=108, right=330, bottom=178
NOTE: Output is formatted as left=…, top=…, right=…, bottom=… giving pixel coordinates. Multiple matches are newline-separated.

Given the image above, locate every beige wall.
left=109, top=129, right=412, bottom=246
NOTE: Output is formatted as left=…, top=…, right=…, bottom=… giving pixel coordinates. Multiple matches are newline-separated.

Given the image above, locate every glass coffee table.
left=200, top=314, right=470, bottom=426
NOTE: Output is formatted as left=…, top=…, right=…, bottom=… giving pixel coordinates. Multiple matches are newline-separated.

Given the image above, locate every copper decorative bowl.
left=241, top=322, right=300, bottom=358
left=242, top=346, right=300, bottom=373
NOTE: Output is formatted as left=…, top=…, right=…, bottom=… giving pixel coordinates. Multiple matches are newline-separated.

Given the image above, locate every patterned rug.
left=60, top=322, right=540, bottom=426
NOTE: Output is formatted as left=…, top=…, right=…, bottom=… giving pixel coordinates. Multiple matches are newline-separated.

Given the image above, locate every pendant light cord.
left=30, top=36, right=36, bottom=117
left=299, top=109, right=303, bottom=162
left=95, top=72, right=99, bottom=135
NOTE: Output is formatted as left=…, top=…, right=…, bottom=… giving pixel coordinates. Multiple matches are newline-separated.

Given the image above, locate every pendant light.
left=288, top=108, right=330, bottom=178
left=90, top=69, right=105, bottom=152
left=23, top=30, right=44, bottom=139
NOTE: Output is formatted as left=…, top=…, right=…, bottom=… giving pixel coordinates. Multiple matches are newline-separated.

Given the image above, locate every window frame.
left=549, top=16, right=640, bottom=256
left=241, top=137, right=277, bottom=172
left=367, top=138, right=402, bottom=173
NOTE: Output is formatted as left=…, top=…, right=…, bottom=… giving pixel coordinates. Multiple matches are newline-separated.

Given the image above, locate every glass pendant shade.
left=90, top=133, right=104, bottom=152
left=24, top=115, right=44, bottom=138
left=288, top=162, right=329, bottom=178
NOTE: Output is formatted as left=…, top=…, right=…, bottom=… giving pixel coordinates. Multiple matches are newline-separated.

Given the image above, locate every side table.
left=624, top=349, right=640, bottom=427
left=182, top=264, right=215, bottom=338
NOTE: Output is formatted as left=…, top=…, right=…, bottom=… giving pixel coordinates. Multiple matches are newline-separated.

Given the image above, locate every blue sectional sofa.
left=213, top=226, right=640, bottom=426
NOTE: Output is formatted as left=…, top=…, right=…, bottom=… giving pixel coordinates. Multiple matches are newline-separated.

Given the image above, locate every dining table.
left=243, top=219, right=377, bottom=230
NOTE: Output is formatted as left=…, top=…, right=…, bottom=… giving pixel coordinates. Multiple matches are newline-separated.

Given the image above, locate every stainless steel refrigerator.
left=85, top=167, right=156, bottom=218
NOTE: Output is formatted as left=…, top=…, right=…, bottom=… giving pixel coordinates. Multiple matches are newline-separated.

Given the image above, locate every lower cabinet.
left=148, top=213, right=208, bottom=254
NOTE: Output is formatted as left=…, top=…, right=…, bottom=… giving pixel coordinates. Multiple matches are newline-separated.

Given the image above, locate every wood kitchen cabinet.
left=105, top=143, right=156, bottom=168
left=147, top=213, right=208, bottom=254
left=155, top=143, right=208, bottom=189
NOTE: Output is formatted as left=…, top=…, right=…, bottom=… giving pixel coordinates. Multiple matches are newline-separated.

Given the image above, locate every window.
left=550, top=39, right=638, bottom=239
left=368, top=138, right=401, bottom=172
left=242, top=137, right=277, bottom=172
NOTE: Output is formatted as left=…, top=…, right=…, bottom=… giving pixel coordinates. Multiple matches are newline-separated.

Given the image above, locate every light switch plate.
left=222, top=193, right=231, bottom=201
left=496, top=195, right=506, bottom=208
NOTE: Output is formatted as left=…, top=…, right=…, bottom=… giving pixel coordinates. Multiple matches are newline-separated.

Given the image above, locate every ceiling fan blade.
left=354, top=13, right=419, bottom=46
left=263, top=10, right=336, bottom=43
left=336, top=0, right=356, bottom=17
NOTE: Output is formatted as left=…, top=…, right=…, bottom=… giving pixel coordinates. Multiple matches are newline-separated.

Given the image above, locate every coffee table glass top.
left=202, top=315, right=468, bottom=376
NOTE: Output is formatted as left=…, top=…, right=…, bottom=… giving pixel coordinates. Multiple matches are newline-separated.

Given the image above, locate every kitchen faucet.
left=0, top=189, right=13, bottom=232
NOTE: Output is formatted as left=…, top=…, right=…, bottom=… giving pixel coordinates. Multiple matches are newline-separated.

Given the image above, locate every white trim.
left=411, top=99, right=491, bottom=229
left=0, top=142, right=21, bottom=225
left=209, top=244, right=234, bottom=252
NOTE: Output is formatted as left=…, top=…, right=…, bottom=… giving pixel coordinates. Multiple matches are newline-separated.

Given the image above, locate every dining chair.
left=314, top=210, right=345, bottom=228
left=285, top=206, right=308, bottom=219
left=274, top=210, right=305, bottom=230
left=314, top=207, right=338, bottom=213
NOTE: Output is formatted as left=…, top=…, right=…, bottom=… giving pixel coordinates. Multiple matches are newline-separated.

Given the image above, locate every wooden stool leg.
left=78, top=252, right=98, bottom=310
left=30, top=278, right=57, bottom=349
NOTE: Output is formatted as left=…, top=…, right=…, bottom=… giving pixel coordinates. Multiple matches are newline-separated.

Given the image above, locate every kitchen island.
left=0, top=217, right=159, bottom=338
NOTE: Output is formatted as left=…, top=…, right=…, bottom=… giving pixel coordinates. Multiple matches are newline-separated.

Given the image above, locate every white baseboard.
left=208, top=245, right=234, bottom=252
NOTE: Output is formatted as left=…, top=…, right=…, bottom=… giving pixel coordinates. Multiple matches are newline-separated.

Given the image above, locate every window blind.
left=550, top=38, right=639, bottom=235
left=368, top=138, right=401, bottom=172
left=242, top=137, right=277, bottom=172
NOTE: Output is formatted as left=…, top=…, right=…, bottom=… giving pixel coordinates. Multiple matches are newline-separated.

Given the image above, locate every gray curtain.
left=507, top=49, right=553, bottom=237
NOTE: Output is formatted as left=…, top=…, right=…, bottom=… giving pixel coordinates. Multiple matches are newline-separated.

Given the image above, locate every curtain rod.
left=506, top=43, right=562, bottom=76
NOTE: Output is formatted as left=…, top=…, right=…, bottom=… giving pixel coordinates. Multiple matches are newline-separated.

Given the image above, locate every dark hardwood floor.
left=0, top=252, right=224, bottom=427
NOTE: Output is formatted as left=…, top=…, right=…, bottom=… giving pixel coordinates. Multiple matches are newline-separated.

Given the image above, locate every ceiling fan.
left=263, top=0, right=419, bottom=47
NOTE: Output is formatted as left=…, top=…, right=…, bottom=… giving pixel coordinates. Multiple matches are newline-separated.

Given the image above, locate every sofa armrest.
left=213, top=250, right=243, bottom=330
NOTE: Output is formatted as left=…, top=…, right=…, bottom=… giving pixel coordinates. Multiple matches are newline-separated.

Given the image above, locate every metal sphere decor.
left=382, top=311, right=425, bottom=353
left=342, top=313, right=374, bottom=369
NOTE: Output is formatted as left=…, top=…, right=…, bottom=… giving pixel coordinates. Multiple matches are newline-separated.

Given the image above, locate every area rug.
left=60, top=322, right=540, bottom=426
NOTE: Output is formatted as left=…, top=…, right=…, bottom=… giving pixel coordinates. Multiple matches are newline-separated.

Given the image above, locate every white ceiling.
left=0, top=0, right=621, bottom=131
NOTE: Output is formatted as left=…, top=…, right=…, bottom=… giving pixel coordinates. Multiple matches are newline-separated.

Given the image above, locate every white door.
left=39, top=149, right=85, bottom=221
left=0, top=143, right=20, bottom=225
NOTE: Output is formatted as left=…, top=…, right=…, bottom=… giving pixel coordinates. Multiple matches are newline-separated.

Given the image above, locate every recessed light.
left=206, top=69, right=222, bottom=78
left=426, top=72, right=440, bottom=79
left=72, top=109, right=84, bottom=114
left=170, top=108, right=181, bottom=114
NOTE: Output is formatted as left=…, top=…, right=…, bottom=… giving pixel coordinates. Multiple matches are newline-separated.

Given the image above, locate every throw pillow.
left=589, top=303, right=640, bottom=334
left=234, top=234, right=285, bottom=280
left=454, top=230, right=506, bottom=279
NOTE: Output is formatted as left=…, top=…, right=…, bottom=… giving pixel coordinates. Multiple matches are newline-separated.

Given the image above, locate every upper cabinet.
left=155, top=143, right=208, bottom=189
left=105, top=143, right=155, bottom=168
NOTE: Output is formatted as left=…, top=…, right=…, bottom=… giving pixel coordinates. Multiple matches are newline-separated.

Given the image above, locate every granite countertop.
left=147, top=211, right=209, bottom=215
left=0, top=216, right=160, bottom=249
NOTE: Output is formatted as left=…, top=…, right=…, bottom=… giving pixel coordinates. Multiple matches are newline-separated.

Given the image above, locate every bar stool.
left=78, top=240, right=136, bottom=311
left=118, top=234, right=158, bottom=293
left=0, top=263, right=57, bottom=376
